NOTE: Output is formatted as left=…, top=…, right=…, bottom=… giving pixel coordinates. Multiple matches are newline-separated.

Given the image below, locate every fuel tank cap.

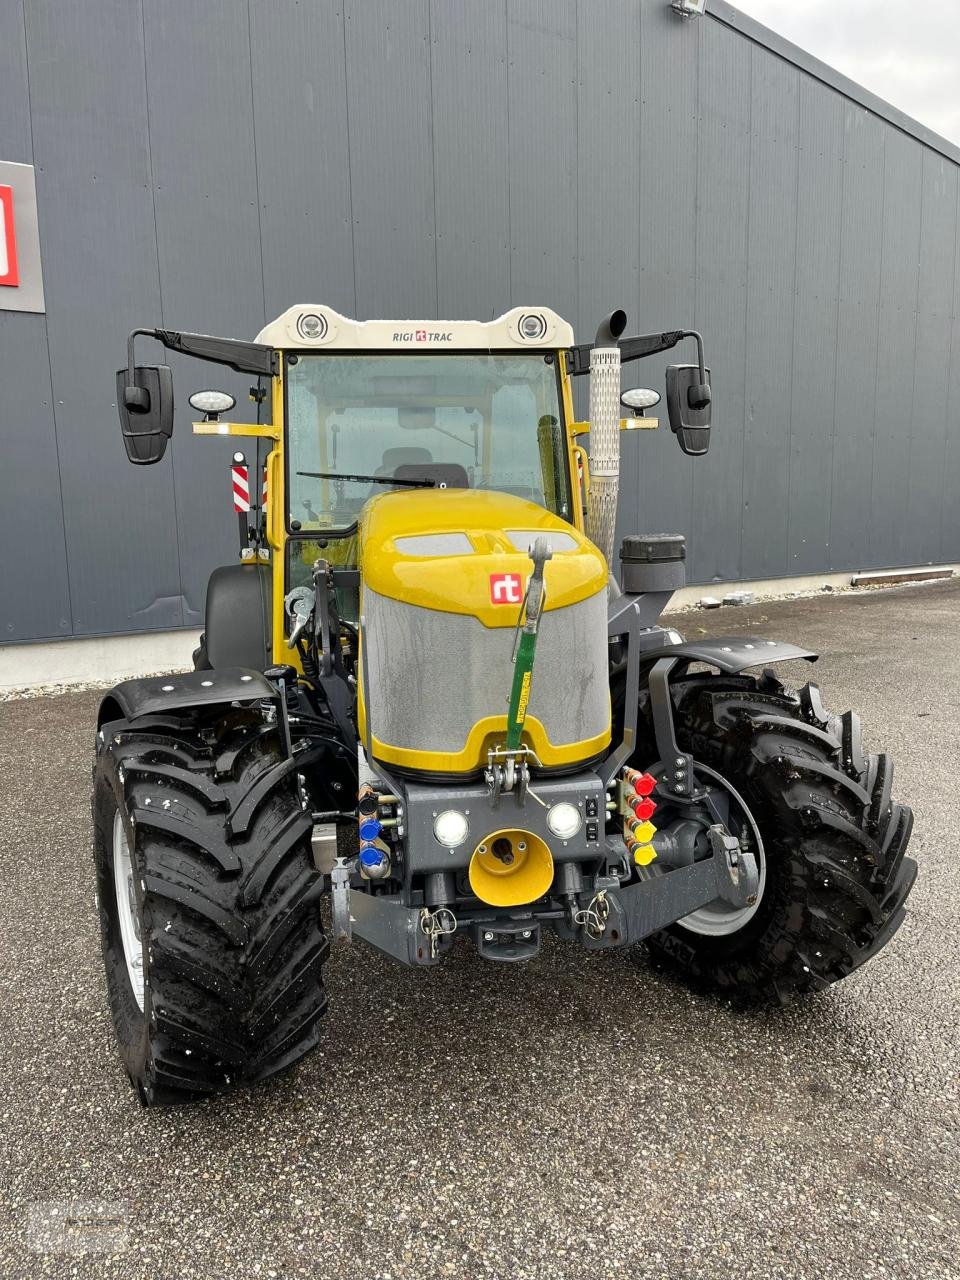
left=620, top=534, right=686, bottom=563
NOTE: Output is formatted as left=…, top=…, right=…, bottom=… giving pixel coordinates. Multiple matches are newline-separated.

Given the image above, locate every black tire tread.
left=644, top=675, right=916, bottom=1002
left=93, top=710, right=328, bottom=1104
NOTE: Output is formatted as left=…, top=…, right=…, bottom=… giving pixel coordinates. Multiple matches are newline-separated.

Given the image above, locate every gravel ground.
left=0, top=580, right=958, bottom=1279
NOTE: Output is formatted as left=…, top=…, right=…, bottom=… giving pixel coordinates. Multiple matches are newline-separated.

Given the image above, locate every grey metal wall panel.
left=142, top=0, right=268, bottom=623
left=576, top=0, right=642, bottom=330
left=689, top=21, right=752, bottom=583
left=0, top=4, right=32, bottom=163
left=0, top=5, right=72, bottom=642
left=635, top=4, right=699, bottom=561
left=943, top=215, right=960, bottom=561
left=507, top=1, right=577, bottom=323
left=830, top=104, right=884, bottom=572
left=637, top=4, right=698, bottom=328
left=3, top=0, right=960, bottom=645
left=869, top=129, right=922, bottom=570
left=250, top=0, right=357, bottom=321
left=0, top=312, right=73, bottom=642
left=907, top=151, right=957, bottom=565
left=343, top=0, right=437, bottom=319
left=430, top=0, right=510, bottom=320
left=741, top=46, right=799, bottom=580
left=787, top=78, right=843, bottom=575
left=22, top=0, right=181, bottom=637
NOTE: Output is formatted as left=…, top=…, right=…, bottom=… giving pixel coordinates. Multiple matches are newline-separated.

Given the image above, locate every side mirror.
left=665, top=363, right=711, bottom=456
left=620, top=387, right=661, bottom=416
left=115, top=365, right=174, bottom=464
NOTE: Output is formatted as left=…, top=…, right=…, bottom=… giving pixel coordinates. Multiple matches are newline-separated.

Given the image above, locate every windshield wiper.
left=297, top=470, right=436, bottom=489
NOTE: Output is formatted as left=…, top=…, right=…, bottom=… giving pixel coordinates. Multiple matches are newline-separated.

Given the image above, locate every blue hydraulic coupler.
left=358, top=816, right=383, bottom=843
left=358, top=843, right=390, bottom=881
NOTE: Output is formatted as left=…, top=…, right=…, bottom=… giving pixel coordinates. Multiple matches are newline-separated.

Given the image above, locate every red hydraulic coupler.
left=622, top=768, right=657, bottom=796
left=627, top=793, right=657, bottom=820
left=622, top=769, right=659, bottom=866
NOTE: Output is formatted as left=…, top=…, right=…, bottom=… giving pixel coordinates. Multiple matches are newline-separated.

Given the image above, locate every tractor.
left=92, top=304, right=916, bottom=1104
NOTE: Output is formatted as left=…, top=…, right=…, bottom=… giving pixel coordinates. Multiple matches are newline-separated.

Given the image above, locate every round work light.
left=433, top=810, right=469, bottom=848
left=546, top=802, right=582, bottom=841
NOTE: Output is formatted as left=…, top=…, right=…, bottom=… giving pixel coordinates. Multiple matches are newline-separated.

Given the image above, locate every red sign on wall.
left=0, top=185, right=19, bottom=288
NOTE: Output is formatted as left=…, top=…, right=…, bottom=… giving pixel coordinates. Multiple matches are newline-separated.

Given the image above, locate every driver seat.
left=376, top=446, right=434, bottom=476
left=377, top=446, right=469, bottom=490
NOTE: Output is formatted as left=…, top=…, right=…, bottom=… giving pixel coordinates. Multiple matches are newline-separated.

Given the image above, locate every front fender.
left=639, top=635, right=817, bottom=674
left=96, top=667, right=275, bottom=728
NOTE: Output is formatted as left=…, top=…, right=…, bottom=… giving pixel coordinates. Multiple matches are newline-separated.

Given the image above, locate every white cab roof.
left=255, top=305, right=575, bottom=351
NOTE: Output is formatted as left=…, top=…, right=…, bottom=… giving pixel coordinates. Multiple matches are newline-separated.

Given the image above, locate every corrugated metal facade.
left=2, top=0, right=958, bottom=643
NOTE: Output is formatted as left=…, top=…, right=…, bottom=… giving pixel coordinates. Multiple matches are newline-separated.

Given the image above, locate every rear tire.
left=92, top=709, right=327, bottom=1104
left=642, top=673, right=917, bottom=1002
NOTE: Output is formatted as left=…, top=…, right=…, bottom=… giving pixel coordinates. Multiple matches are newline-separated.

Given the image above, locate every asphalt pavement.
left=0, top=580, right=958, bottom=1279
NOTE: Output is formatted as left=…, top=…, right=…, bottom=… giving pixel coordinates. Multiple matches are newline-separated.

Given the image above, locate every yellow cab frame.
left=194, top=339, right=625, bottom=671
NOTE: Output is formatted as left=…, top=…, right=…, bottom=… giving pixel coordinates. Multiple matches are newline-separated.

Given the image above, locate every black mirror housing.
left=665, top=363, right=711, bottom=456
left=116, top=365, right=174, bottom=464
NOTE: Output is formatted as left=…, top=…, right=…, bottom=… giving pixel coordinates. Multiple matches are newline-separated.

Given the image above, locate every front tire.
left=92, top=709, right=328, bottom=1104
left=643, top=674, right=917, bottom=1002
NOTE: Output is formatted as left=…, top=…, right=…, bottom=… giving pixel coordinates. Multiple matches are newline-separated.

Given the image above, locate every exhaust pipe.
left=594, top=310, right=627, bottom=348
left=586, top=310, right=626, bottom=565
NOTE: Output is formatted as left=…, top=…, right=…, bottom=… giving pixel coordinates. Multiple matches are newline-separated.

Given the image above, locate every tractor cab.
left=114, top=304, right=712, bottom=661
left=267, top=308, right=579, bottom=621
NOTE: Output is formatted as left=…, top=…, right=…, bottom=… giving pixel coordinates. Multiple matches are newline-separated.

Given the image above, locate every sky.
left=732, top=0, right=960, bottom=146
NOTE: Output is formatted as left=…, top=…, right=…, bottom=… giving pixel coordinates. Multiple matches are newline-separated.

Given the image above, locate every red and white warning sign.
left=231, top=454, right=251, bottom=513
left=0, top=186, right=19, bottom=288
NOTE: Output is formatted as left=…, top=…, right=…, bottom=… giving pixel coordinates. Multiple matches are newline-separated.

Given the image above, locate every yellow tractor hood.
left=358, top=489, right=606, bottom=626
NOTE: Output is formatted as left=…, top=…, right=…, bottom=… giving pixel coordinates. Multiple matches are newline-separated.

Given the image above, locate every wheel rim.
left=112, top=809, right=145, bottom=1011
left=676, top=846, right=767, bottom=936
left=674, top=763, right=768, bottom=938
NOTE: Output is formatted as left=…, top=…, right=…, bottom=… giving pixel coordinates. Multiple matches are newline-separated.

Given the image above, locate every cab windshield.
left=285, top=353, right=571, bottom=531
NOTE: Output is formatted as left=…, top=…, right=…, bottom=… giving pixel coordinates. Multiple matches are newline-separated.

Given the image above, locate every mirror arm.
left=566, top=329, right=688, bottom=376
left=125, top=328, right=279, bottom=383
left=123, top=328, right=156, bottom=409
left=678, top=330, right=711, bottom=410
left=569, top=327, right=712, bottom=409
left=617, top=330, right=686, bottom=364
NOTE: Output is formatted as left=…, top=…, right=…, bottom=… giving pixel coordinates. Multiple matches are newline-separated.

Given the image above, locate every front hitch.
left=707, top=825, right=760, bottom=908
left=581, top=835, right=761, bottom=950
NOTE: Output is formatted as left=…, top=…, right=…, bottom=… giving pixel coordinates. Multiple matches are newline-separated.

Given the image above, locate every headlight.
left=546, top=802, right=582, bottom=840
left=518, top=312, right=548, bottom=341
left=433, top=810, right=469, bottom=847
left=188, top=389, right=236, bottom=415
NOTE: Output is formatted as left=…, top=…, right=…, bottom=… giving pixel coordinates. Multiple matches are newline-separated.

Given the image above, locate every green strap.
left=505, top=629, right=538, bottom=751
left=504, top=537, right=552, bottom=751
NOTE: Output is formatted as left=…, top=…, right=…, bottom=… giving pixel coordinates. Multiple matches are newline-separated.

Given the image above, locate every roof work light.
left=671, top=0, right=706, bottom=16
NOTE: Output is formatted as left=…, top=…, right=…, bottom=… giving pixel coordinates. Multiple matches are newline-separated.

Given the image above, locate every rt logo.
left=490, top=573, right=524, bottom=604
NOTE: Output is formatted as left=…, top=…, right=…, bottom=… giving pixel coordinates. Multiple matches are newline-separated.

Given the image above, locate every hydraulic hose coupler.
left=358, top=783, right=379, bottom=818
left=358, top=815, right=383, bottom=843
left=358, top=841, right=391, bottom=880
left=621, top=770, right=659, bottom=868
left=357, top=783, right=390, bottom=878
